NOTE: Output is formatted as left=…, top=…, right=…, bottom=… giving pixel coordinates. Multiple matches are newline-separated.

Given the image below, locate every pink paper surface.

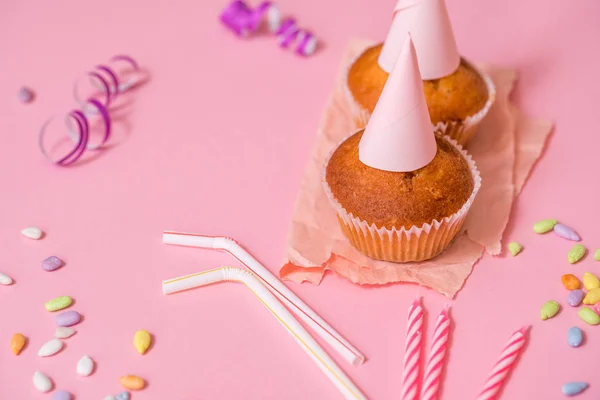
left=1, top=0, right=599, bottom=399
left=282, top=39, right=552, bottom=297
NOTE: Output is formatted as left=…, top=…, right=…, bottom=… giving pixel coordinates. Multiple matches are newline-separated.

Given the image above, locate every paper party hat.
left=359, top=36, right=437, bottom=172
left=378, top=0, right=460, bottom=80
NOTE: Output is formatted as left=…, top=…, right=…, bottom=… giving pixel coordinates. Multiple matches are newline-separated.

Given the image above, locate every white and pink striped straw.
left=420, top=306, right=451, bottom=400
left=400, top=298, right=423, bottom=400
left=476, top=326, right=529, bottom=400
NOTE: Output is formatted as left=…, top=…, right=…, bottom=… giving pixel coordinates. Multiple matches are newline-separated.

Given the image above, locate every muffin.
left=344, top=0, right=495, bottom=146
left=325, top=36, right=481, bottom=263
left=324, top=132, right=479, bottom=262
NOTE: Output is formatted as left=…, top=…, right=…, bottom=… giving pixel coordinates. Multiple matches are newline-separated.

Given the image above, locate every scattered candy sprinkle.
left=52, top=390, right=72, bottom=400
left=568, top=290, right=585, bottom=307
left=540, top=300, right=560, bottom=320
left=562, top=382, right=589, bottom=396
left=55, top=327, right=76, bottom=339
left=578, top=307, right=600, bottom=325
left=583, top=288, right=600, bottom=305
left=133, top=330, right=152, bottom=354
left=594, top=249, right=600, bottom=261
left=119, top=375, right=146, bottom=390
left=116, top=392, right=131, bottom=400
left=45, top=296, right=73, bottom=312
left=42, top=256, right=63, bottom=272
left=76, top=354, right=95, bottom=376
left=21, top=227, right=43, bottom=240
left=38, top=338, right=63, bottom=357
left=567, top=327, right=583, bottom=348
left=568, top=244, right=586, bottom=264
left=507, top=242, right=523, bottom=256
left=33, top=371, right=53, bottom=392
left=104, top=396, right=116, bottom=400
left=533, top=219, right=557, bottom=234
left=0, top=272, right=13, bottom=285
left=553, top=223, right=581, bottom=241
left=18, top=87, right=34, bottom=103
left=561, top=274, right=580, bottom=290
left=582, top=272, right=600, bottom=291
left=56, top=310, right=81, bottom=327
left=10, top=333, right=26, bottom=355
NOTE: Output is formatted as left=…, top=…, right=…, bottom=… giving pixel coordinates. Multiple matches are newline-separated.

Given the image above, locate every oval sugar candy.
left=583, top=272, right=600, bottom=291
left=21, top=227, right=43, bottom=240
left=52, top=390, right=72, bottom=400
left=533, top=219, right=557, bottom=234
left=56, top=310, right=81, bottom=327
left=561, top=274, right=580, bottom=290
left=541, top=300, right=560, bottom=320
left=568, top=244, right=587, bottom=264
left=45, top=296, right=72, bottom=312
left=10, top=333, right=26, bottom=355
left=583, top=288, right=600, bottom=305
left=568, top=290, right=585, bottom=307
left=76, top=355, right=94, bottom=376
left=567, top=327, right=583, bottom=348
left=55, top=327, right=75, bottom=339
left=0, top=272, right=13, bottom=285
left=578, top=308, right=600, bottom=325
left=104, top=396, right=116, bottom=400
left=119, top=375, right=145, bottom=390
left=116, top=392, right=130, bottom=400
left=554, top=223, right=581, bottom=241
left=33, top=371, right=52, bottom=392
left=42, top=256, right=63, bottom=271
left=38, top=338, right=63, bottom=357
left=562, top=382, right=588, bottom=396
left=133, top=330, right=151, bottom=354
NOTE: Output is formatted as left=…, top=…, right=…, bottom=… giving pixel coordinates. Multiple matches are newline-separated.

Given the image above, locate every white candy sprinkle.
left=21, top=227, right=43, bottom=240
left=76, top=354, right=95, bottom=376
left=104, top=396, right=116, bottom=400
left=38, top=338, right=63, bottom=357
left=55, top=327, right=76, bottom=339
left=0, top=272, right=13, bottom=285
left=33, top=371, right=53, bottom=392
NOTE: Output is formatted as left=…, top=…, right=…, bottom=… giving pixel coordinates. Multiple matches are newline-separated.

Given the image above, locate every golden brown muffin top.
left=325, top=131, right=474, bottom=230
left=347, top=44, right=489, bottom=123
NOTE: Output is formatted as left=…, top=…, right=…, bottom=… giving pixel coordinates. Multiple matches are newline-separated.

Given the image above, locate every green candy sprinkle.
left=45, top=296, right=73, bottom=312
left=594, top=249, right=600, bottom=261
left=541, top=300, right=560, bottom=320
left=508, top=242, right=523, bottom=256
left=568, top=244, right=587, bottom=264
left=533, top=219, right=557, bottom=234
left=578, top=307, right=600, bottom=325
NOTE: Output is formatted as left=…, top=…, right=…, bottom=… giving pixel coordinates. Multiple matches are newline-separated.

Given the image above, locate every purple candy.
left=52, top=390, right=72, bottom=400
left=18, top=86, right=34, bottom=103
left=568, top=289, right=585, bottom=307
left=42, top=256, right=63, bottom=272
left=554, top=223, right=581, bottom=241
left=56, top=310, right=81, bottom=327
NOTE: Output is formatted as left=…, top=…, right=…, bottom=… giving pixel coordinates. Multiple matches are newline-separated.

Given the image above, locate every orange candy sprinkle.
left=562, top=274, right=581, bottom=290
left=119, top=375, right=146, bottom=390
left=10, top=333, right=26, bottom=355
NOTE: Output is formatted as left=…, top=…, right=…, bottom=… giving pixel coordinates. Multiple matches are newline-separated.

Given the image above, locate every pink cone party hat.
left=378, top=0, right=460, bottom=80
left=359, top=36, right=437, bottom=172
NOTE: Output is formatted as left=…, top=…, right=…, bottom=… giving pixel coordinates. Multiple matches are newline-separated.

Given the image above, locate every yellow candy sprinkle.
left=133, top=330, right=152, bottom=355
left=508, top=242, right=523, bottom=256
left=583, top=272, right=600, bottom=291
left=583, top=288, right=600, bottom=305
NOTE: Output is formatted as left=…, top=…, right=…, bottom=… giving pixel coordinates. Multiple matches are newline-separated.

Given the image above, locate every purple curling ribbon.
left=277, top=18, right=299, bottom=48
left=295, top=30, right=318, bottom=56
left=220, top=0, right=277, bottom=37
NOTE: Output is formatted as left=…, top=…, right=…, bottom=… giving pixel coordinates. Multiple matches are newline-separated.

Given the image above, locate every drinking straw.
left=162, top=231, right=365, bottom=366
left=163, top=267, right=366, bottom=400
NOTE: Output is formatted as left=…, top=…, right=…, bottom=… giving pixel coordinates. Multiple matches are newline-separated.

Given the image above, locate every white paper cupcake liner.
left=342, top=50, right=496, bottom=147
left=322, top=133, right=482, bottom=263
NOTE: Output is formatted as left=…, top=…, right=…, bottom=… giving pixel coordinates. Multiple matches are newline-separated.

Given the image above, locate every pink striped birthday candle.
left=476, top=327, right=528, bottom=400
left=420, top=307, right=451, bottom=400
left=400, top=299, right=423, bottom=400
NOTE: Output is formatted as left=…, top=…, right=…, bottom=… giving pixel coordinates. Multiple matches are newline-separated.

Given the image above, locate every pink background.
left=1, top=0, right=599, bottom=398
